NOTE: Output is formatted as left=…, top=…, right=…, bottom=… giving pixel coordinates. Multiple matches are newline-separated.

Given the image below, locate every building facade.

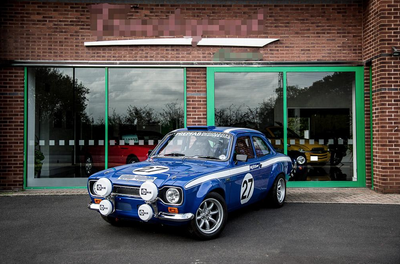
left=0, top=0, right=399, bottom=193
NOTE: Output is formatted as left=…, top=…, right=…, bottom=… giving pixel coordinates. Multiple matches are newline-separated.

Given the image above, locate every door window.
left=252, top=136, right=270, bottom=157
left=235, top=136, right=255, bottom=160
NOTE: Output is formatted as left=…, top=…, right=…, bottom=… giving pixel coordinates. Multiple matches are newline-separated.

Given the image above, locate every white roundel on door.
left=240, top=173, right=254, bottom=204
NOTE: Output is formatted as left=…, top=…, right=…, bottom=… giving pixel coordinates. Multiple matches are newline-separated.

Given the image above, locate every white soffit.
left=84, top=38, right=279, bottom=47
left=197, top=38, right=278, bottom=47
left=84, top=38, right=193, bottom=46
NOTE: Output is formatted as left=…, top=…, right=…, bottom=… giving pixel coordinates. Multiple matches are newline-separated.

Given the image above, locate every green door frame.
left=206, top=66, right=366, bottom=188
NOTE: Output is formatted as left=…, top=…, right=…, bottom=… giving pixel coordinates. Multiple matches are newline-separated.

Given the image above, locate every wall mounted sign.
left=87, top=4, right=279, bottom=48
left=87, top=4, right=279, bottom=61
left=89, top=4, right=266, bottom=38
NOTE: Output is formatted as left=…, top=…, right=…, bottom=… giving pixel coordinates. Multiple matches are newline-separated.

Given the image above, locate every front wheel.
left=189, top=192, right=227, bottom=240
left=268, top=174, right=286, bottom=208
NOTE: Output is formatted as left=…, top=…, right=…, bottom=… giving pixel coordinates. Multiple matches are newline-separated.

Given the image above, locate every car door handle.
left=250, top=163, right=262, bottom=170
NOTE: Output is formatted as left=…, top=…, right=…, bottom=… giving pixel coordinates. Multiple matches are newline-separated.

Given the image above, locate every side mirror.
left=235, top=154, right=248, bottom=163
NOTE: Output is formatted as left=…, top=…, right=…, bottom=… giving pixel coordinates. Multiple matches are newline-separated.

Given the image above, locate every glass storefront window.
left=27, top=68, right=105, bottom=187
left=107, top=68, right=184, bottom=168
left=214, top=72, right=283, bottom=130
left=209, top=67, right=364, bottom=187
left=26, top=67, right=184, bottom=187
left=287, top=72, right=355, bottom=181
left=75, top=69, right=106, bottom=176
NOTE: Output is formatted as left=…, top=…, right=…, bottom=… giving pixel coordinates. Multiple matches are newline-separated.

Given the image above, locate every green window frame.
left=207, top=66, right=366, bottom=188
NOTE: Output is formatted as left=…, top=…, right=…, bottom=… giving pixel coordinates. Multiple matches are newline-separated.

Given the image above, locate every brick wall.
left=0, top=2, right=363, bottom=62
left=3, top=1, right=398, bottom=191
left=0, top=68, right=25, bottom=191
left=363, top=0, right=400, bottom=193
left=186, top=68, right=207, bottom=126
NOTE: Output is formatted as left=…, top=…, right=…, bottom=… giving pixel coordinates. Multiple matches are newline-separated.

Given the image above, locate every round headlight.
left=296, top=155, right=306, bottom=165
left=93, top=178, right=112, bottom=197
left=166, top=188, right=180, bottom=204
left=140, top=181, right=158, bottom=202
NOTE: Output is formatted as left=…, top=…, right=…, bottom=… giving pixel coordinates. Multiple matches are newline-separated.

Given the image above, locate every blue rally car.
left=88, top=126, right=293, bottom=239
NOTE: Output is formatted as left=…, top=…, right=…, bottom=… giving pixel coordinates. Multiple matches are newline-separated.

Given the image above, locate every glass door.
left=286, top=72, right=355, bottom=182
left=207, top=66, right=365, bottom=187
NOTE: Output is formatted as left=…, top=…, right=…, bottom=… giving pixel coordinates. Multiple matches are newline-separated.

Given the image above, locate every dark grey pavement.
left=0, top=195, right=399, bottom=264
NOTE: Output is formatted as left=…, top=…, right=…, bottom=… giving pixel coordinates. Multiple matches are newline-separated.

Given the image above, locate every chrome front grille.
left=315, top=153, right=329, bottom=159
left=311, top=147, right=327, bottom=153
left=112, top=185, right=140, bottom=198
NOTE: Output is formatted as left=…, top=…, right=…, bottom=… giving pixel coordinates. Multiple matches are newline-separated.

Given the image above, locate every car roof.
left=174, top=126, right=263, bottom=136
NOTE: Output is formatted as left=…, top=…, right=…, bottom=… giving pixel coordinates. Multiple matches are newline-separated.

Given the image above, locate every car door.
left=228, top=134, right=263, bottom=210
left=251, top=135, right=274, bottom=195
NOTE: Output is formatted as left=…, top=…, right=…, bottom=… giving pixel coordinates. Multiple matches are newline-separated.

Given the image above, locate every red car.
left=82, top=131, right=163, bottom=175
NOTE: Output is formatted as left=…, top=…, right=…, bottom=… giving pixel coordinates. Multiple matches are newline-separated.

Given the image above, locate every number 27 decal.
left=240, top=173, right=254, bottom=204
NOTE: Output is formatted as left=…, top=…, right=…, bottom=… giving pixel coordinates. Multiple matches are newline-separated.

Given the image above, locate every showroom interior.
left=0, top=0, right=399, bottom=193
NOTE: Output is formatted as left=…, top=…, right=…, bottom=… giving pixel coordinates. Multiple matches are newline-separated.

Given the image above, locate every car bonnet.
left=98, top=160, right=227, bottom=188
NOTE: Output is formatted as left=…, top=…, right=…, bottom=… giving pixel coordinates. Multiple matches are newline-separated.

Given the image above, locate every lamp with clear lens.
left=296, top=155, right=306, bottom=165
left=93, top=178, right=112, bottom=197
left=166, top=188, right=180, bottom=204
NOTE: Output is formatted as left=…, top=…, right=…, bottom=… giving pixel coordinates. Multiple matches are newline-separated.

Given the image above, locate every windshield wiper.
left=164, top=153, right=185, bottom=157
left=197, top=156, right=220, bottom=160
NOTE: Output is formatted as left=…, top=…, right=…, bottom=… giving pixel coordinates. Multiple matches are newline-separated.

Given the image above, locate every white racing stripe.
left=260, top=156, right=292, bottom=168
left=184, top=156, right=292, bottom=189
left=223, top=128, right=259, bottom=134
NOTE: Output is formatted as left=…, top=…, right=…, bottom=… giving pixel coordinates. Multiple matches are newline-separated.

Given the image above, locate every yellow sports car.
left=265, top=126, right=330, bottom=165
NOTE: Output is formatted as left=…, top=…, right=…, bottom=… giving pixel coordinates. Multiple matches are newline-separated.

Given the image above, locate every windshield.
left=156, top=131, right=232, bottom=160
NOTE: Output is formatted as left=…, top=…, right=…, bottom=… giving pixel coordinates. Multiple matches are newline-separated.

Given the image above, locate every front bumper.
left=305, top=151, right=330, bottom=164
left=88, top=202, right=194, bottom=223
left=157, top=212, right=194, bottom=222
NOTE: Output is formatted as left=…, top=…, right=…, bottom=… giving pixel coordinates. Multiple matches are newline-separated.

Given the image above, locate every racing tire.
left=268, top=174, right=286, bottom=208
left=189, top=192, right=227, bottom=240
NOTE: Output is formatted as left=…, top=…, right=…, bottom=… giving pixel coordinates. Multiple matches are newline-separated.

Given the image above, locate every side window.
left=253, top=136, right=270, bottom=157
left=234, top=136, right=255, bottom=159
